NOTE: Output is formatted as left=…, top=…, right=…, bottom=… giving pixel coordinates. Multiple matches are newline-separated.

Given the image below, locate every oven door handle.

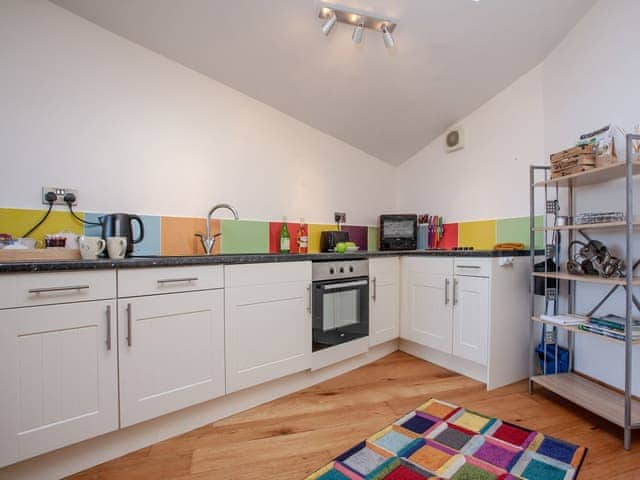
left=322, top=280, right=368, bottom=290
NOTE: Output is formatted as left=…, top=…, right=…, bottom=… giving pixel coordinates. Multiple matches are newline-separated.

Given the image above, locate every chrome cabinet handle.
left=444, top=278, right=450, bottom=305
left=372, top=277, right=377, bottom=301
left=157, top=277, right=198, bottom=285
left=322, top=280, right=368, bottom=290
left=106, top=305, right=112, bottom=351
left=126, top=303, right=132, bottom=347
left=453, top=278, right=459, bottom=305
left=28, top=285, right=90, bottom=294
left=456, top=265, right=481, bottom=269
left=306, top=284, right=312, bottom=313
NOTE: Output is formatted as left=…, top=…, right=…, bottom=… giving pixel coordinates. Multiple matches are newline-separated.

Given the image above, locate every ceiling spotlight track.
left=382, top=24, right=395, bottom=49
left=318, top=3, right=397, bottom=49
left=352, top=21, right=364, bottom=44
left=321, top=11, right=337, bottom=35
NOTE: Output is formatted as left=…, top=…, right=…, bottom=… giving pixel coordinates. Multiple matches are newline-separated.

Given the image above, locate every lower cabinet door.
left=401, top=258, right=453, bottom=353
left=118, top=290, right=225, bottom=427
left=225, top=282, right=311, bottom=393
left=369, top=258, right=399, bottom=346
left=452, top=275, right=489, bottom=365
left=0, top=300, right=118, bottom=467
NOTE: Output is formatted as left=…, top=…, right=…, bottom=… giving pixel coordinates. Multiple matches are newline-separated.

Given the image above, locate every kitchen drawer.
left=0, top=270, right=116, bottom=309
left=225, top=261, right=311, bottom=288
left=454, top=258, right=491, bottom=277
left=118, top=265, right=223, bottom=297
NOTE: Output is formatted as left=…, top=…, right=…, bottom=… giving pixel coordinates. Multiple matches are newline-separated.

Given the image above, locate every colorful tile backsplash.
left=0, top=207, right=544, bottom=256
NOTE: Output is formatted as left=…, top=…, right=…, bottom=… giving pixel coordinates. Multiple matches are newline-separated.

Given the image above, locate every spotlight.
left=352, top=22, right=364, bottom=44
left=322, top=11, right=337, bottom=35
left=382, top=24, right=394, bottom=48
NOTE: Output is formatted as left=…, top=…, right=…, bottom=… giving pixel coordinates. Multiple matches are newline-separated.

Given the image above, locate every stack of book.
left=540, top=314, right=587, bottom=326
left=579, top=314, right=640, bottom=341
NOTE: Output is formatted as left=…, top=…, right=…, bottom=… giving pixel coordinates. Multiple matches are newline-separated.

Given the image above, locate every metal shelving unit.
left=529, top=134, right=640, bottom=451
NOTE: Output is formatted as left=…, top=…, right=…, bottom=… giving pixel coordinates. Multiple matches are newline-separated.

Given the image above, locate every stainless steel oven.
left=312, top=259, right=369, bottom=352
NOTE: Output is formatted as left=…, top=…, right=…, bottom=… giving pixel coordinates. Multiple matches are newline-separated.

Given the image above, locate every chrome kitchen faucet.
left=195, top=203, right=239, bottom=254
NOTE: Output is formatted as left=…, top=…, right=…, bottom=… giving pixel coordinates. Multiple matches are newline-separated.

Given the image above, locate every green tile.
left=367, top=227, right=379, bottom=252
left=496, top=216, right=544, bottom=249
left=220, top=219, right=269, bottom=254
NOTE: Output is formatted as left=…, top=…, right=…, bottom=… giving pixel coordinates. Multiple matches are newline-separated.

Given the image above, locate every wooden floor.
left=68, top=352, right=639, bottom=479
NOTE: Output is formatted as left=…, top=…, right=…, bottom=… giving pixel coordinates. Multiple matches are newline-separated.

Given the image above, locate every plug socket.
left=334, top=212, right=346, bottom=224
left=42, top=187, right=78, bottom=206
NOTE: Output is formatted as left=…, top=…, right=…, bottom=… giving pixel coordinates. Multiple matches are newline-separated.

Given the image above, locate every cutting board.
left=0, top=248, right=81, bottom=262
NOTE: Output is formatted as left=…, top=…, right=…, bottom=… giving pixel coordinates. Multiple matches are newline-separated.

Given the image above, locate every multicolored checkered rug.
left=306, top=399, right=587, bottom=480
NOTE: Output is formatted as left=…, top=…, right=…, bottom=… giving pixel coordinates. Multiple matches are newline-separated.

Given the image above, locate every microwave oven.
left=379, top=214, right=418, bottom=251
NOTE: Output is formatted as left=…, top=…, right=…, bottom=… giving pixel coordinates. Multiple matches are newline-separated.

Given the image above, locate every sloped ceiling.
left=51, top=0, right=595, bottom=165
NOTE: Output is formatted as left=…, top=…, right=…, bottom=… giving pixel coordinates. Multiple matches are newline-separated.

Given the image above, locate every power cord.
left=23, top=192, right=57, bottom=238
left=64, top=193, right=101, bottom=226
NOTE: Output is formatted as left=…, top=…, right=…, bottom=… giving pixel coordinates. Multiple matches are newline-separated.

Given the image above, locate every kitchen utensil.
left=106, top=236, right=127, bottom=259
left=100, top=213, right=144, bottom=256
left=79, top=236, right=106, bottom=260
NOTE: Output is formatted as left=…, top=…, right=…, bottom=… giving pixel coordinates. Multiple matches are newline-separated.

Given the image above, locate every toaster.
left=320, top=231, right=350, bottom=252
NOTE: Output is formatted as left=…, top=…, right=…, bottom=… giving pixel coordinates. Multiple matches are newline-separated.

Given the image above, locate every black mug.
left=100, top=214, right=144, bottom=256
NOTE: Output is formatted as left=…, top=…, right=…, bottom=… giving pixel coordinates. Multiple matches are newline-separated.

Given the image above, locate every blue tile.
left=83, top=213, right=161, bottom=256
left=83, top=212, right=105, bottom=237
left=417, top=225, right=427, bottom=249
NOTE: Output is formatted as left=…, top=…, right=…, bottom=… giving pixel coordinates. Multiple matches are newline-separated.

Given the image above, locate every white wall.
left=542, top=0, right=640, bottom=395
left=394, top=65, right=545, bottom=222
left=0, top=0, right=394, bottom=226
left=396, top=0, right=640, bottom=394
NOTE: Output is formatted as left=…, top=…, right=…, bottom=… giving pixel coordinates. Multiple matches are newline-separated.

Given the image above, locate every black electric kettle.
left=100, top=213, right=144, bottom=255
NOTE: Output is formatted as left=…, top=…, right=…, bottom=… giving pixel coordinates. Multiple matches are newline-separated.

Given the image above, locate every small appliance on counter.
left=379, top=214, right=417, bottom=251
left=320, top=230, right=349, bottom=253
left=100, top=213, right=144, bottom=256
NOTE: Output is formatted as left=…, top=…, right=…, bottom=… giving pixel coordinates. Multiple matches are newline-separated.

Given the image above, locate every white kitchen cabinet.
left=400, top=256, right=530, bottom=390
left=452, top=274, right=489, bottom=365
left=225, top=262, right=312, bottom=393
left=0, top=300, right=118, bottom=467
left=369, top=257, right=399, bottom=346
left=400, top=257, right=453, bottom=353
left=118, top=289, right=225, bottom=427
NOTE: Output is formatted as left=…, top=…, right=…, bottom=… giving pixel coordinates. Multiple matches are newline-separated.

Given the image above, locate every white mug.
left=79, top=236, right=106, bottom=260
left=106, top=237, right=127, bottom=259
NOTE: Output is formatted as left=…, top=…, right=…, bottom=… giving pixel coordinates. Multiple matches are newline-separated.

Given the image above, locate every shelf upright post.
left=529, top=165, right=536, bottom=394
left=623, top=134, right=635, bottom=450
left=568, top=178, right=575, bottom=372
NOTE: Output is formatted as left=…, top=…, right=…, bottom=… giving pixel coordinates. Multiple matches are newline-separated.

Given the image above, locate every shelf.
left=534, top=161, right=640, bottom=188
left=531, top=373, right=640, bottom=428
left=531, top=316, right=640, bottom=345
left=533, top=221, right=640, bottom=232
left=532, top=271, right=640, bottom=286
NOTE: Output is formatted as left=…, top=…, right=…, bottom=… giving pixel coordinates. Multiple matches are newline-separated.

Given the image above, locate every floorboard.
left=67, top=352, right=639, bottom=479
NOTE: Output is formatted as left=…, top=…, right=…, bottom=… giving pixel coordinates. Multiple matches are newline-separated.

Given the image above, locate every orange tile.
left=161, top=216, right=220, bottom=256
left=409, top=444, right=452, bottom=472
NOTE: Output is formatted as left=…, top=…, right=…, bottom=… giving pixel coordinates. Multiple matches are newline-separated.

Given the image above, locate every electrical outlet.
left=42, top=187, right=78, bottom=206
left=334, top=212, right=346, bottom=224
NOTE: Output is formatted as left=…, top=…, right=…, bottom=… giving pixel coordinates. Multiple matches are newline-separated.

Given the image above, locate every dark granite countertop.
left=0, top=249, right=538, bottom=273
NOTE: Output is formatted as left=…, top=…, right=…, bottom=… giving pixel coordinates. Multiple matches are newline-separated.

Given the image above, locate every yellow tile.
left=308, top=224, right=336, bottom=253
left=458, top=220, right=497, bottom=250
left=0, top=208, right=84, bottom=246
left=452, top=411, right=490, bottom=433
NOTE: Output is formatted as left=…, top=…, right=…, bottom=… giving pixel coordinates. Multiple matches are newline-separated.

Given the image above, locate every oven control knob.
left=329, top=267, right=335, bottom=274
left=339, top=267, right=344, bottom=273
left=349, top=266, right=354, bottom=273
